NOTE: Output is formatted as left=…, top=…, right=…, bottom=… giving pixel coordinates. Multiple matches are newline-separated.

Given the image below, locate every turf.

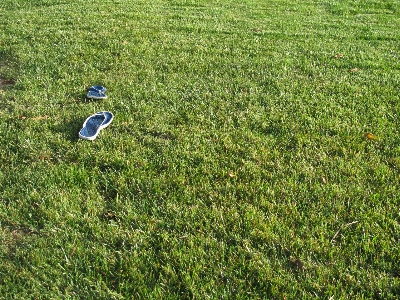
left=0, top=0, right=399, bottom=299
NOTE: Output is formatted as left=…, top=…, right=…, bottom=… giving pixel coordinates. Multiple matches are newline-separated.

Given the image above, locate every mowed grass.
left=0, top=0, right=399, bottom=298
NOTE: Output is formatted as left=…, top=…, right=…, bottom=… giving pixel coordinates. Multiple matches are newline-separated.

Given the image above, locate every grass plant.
left=0, top=0, right=399, bottom=298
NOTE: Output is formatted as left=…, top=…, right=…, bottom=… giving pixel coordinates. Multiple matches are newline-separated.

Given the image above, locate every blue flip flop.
left=89, top=85, right=106, bottom=93
left=87, top=85, right=107, bottom=99
left=87, top=90, right=107, bottom=99
left=79, top=111, right=114, bottom=140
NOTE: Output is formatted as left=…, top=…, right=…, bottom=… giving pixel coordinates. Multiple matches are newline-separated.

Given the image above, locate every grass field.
left=0, top=0, right=399, bottom=298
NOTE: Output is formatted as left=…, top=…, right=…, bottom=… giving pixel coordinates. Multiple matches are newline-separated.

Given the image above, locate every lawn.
left=0, top=0, right=399, bottom=299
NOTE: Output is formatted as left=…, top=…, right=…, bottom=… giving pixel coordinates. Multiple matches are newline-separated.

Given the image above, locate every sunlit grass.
left=0, top=0, right=399, bottom=298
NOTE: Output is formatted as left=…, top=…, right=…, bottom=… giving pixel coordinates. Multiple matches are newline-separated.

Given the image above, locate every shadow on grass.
left=53, top=115, right=84, bottom=142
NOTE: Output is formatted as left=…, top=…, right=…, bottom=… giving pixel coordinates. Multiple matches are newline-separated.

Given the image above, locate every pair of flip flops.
left=80, top=85, right=113, bottom=140
left=87, top=85, right=107, bottom=99
left=79, top=111, right=114, bottom=140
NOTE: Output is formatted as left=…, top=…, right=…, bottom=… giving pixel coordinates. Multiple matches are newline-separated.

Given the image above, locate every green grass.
left=0, top=0, right=399, bottom=298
